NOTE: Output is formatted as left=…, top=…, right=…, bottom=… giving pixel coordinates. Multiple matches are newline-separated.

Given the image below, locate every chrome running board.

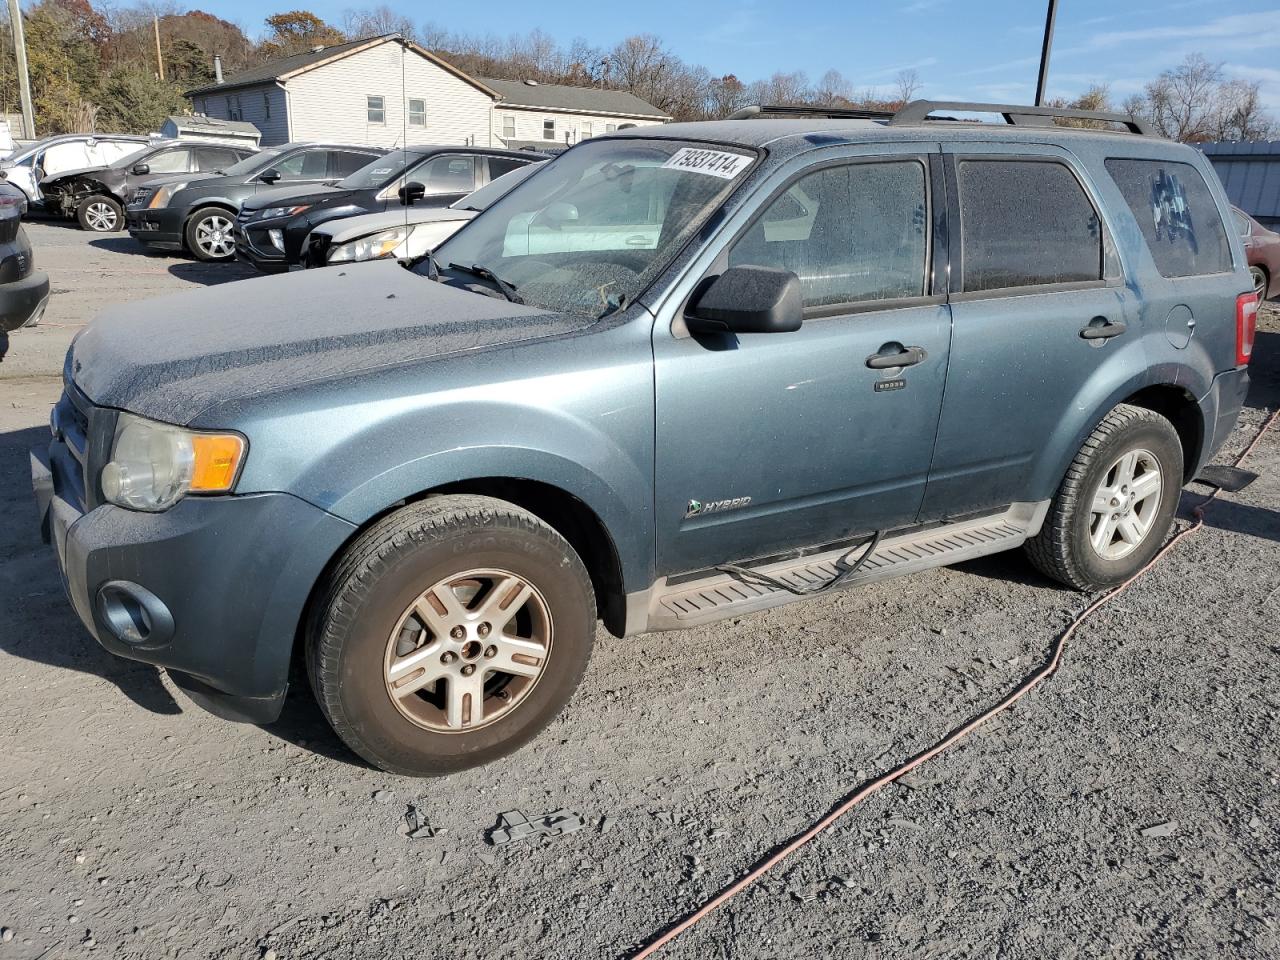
left=634, top=501, right=1050, bottom=633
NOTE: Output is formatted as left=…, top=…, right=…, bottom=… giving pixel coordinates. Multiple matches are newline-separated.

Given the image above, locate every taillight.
left=1236, top=291, right=1258, bottom=366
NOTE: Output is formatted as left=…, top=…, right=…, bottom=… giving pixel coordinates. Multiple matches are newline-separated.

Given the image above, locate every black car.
left=127, top=143, right=385, bottom=262
left=0, top=181, right=50, bottom=361
left=41, top=140, right=258, bottom=233
left=234, top=146, right=546, bottom=273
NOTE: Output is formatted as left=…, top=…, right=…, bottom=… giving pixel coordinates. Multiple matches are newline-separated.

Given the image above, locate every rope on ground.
left=626, top=406, right=1280, bottom=959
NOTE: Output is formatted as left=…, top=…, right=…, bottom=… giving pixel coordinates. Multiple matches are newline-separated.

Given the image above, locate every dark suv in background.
left=0, top=181, right=49, bottom=360
left=127, top=143, right=385, bottom=261
left=42, top=141, right=257, bottom=233
left=234, top=146, right=546, bottom=273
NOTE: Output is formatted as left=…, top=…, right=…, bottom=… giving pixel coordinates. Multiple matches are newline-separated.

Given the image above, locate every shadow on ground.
left=168, top=260, right=259, bottom=286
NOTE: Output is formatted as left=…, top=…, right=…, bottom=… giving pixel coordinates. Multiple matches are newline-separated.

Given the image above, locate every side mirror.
left=131, top=162, right=150, bottom=176
left=533, top=201, right=578, bottom=229
left=398, top=181, right=426, bottom=206
left=258, top=168, right=281, bottom=184
left=686, top=265, right=804, bottom=335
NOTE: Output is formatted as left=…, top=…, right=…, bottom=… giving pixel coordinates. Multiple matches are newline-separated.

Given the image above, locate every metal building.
left=1199, top=141, right=1280, bottom=229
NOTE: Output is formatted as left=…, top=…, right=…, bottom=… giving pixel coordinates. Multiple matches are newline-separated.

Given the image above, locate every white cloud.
left=1081, top=11, right=1280, bottom=54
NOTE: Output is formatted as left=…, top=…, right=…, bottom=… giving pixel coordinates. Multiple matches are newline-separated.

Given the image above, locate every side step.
left=644, top=501, right=1049, bottom=632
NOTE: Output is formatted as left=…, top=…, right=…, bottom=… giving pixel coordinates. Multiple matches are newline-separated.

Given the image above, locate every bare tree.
left=705, top=74, right=749, bottom=118
left=342, top=6, right=417, bottom=42
left=812, top=68, right=851, bottom=106
left=892, top=68, right=921, bottom=107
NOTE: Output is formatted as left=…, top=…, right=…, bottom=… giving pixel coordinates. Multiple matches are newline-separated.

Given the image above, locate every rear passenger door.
left=919, top=145, right=1141, bottom=520
left=653, top=147, right=951, bottom=575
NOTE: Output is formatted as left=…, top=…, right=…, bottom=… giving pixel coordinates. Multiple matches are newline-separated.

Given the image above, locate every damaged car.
left=42, top=141, right=257, bottom=232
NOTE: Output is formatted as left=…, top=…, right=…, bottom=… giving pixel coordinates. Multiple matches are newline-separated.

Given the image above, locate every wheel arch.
left=183, top=200, right=238, bottom=229
left=1121, top=384, right=1204, bottom=482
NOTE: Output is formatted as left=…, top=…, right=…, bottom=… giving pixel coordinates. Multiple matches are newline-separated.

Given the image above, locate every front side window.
left=958, top=159, right=1102, bottom=293
left=426, top=139, right=755, bottom=318
left=503, top=114, right=516, bottom=139
left=416, top=155, right=476, bottom=194
left=146, top=148, right=192, bottom=174
left=543, top=119, right=555, bottom=140
left=272, top=149, right=329, bottom=180
left=729, top=160, right=928, bottom=308
left=367, top=95, right=385, bottom=124
left=1105, top=158, right=1232, bottom=278
left=409, top=98, right=426, bottom=126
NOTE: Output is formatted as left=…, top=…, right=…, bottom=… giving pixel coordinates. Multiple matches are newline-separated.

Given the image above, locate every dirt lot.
left=1, top=222, right=1278, bottom=960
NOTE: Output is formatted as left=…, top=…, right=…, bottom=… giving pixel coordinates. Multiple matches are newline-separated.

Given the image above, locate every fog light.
left=268, top=229, right=284, bottom=252
left=96, top=580, right=175, bottom=647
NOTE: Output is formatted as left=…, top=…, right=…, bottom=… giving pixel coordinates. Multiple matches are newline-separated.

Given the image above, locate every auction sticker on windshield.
left=662, top=148, right=752, bottom=179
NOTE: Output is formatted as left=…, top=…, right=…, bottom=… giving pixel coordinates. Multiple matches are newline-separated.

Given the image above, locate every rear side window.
left=958, top=159, right=1102, bottom=292
left=729, top=160, right=929, bottom=309
left=330, top=150, right=378, bottom=178
left=1104, top=158, right=1231, bottom=278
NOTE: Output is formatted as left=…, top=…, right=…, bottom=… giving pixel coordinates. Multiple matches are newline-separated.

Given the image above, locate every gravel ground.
left=1, top=224, right=1278, bottom=960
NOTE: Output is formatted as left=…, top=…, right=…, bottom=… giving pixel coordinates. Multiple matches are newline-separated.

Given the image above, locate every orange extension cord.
left=629, top=407, right=1280, bottom=959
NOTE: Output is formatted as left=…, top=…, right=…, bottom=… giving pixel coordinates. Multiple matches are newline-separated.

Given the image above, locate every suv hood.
left=70, top=261, right=592, bottom=424
left=241, top=184, right=344, bottom=211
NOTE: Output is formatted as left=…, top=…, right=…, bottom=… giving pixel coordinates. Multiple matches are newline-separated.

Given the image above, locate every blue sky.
left=215, top=0, right=1280, bottom=109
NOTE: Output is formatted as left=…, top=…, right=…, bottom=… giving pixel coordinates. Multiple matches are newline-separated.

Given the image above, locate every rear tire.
left=1025, top=404, right=1183, bottom=591
left=1251, top=265, right=1269, bottom=302
left=307, top=495, right=596, bottom=776
left=76, top=194, right=122, bottom=232
left=185, top=207, right=237, bottom=261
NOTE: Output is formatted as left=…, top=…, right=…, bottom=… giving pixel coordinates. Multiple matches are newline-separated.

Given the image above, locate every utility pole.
left=1034, top=0, right=1059, bottom=106
left=153, top=13, right=165, bottom=81
left=6, top=0, right=35, bottom=139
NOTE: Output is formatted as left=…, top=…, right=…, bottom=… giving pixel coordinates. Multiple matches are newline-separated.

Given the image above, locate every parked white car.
left=0, top=134, right=152, bottom=207
left=302, top=161, right=545, bottom=267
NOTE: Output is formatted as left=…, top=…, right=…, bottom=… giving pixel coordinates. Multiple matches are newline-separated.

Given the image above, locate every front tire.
left=1025, top=404, right=1183, bottom=591
left=185, top=207, right=237, bottom=261
left=76, top=194, right=123, bottom=232
left=307, top=495, right=596, bottom=776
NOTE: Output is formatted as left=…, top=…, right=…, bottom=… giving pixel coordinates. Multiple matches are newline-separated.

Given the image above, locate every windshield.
left=339, top=150, right=421, bottom=190
left=423, top=139, right=755, bottom=318
left=224, top=147, right=284, bottom=177
left=451, top=162, right=543, bottom=212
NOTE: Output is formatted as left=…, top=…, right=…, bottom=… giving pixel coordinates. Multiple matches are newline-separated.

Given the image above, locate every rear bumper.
left=1198, top=366, right=1251, bottom=471
left=32, top=414, right=357, bottom=724
left=0, top=269, right=50, bottom=333
left=126, top=206, right=184, bottom=248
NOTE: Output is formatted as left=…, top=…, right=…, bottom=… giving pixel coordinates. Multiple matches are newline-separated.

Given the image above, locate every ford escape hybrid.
left=32, top=101, right=1257, bottom=776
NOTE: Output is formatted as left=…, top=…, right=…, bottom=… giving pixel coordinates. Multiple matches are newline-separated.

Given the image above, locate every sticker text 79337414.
left=661, top=148, right=753, bottom=180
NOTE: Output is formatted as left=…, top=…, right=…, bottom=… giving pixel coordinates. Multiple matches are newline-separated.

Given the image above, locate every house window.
left=197, top=98, right=207, bottom=114
left=263, top=92, right=271, bottom=119
left=605, top=123, right=617, bottom=134
left=227, top=94, right=242, bottom=121
left=408, top=98, right=425, bottom=126
left=581, top=121, right=593, bottom=139
left=543, top=119, right=555, bottom=140
left=367, top=95, right=385, bottom=124
left=502, top=114, right=515, bottom=139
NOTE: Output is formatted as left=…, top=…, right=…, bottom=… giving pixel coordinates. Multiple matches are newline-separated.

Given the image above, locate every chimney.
left=214, top=55, right=223, bottom=84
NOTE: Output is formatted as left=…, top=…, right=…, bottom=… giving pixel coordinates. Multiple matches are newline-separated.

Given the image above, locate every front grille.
left=52, top=384, right=116, bottom=513
left=132, top=187, right=154, bottom=207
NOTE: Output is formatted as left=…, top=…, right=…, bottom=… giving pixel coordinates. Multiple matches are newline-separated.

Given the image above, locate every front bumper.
left=0, top=269, right=50, bottom=333
left=125, top=206, right=184, bottom=249
left=32, top=387, right=357, bottom=723
left=233, top=216, right=290, bottom=274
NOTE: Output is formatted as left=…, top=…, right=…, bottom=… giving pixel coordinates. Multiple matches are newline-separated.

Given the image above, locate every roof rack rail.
left=726, top=104, right=896, bottom=122
left=890, top=100, right=1152, bottom=136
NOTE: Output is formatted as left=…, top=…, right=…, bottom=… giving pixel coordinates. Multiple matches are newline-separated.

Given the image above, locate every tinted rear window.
left=958, top=159, right=1102, bottom=292
left=1104, top=158, right=1231, bottom=278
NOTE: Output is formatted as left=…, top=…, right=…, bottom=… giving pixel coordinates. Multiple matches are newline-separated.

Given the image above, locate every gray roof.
left=1199, top=141, right=1280, bottom=219
left=188, top=37, right=375, bottom=95
left=480, top=78, right=669, bottom=120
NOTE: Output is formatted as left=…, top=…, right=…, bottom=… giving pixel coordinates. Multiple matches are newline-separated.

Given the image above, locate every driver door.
left=652, top=149, right=951, bottom=576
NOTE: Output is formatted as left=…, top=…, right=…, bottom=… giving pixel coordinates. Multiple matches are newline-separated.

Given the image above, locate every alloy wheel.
left=85, top=201, right=118, bottom=231
left=1251, top=266, right=1268, bottom=302
left=195, top=215, right=234, bottom=258
left=1088, top=448, right=1163, bottom=560
left=383, top=569, right=553, bottom=732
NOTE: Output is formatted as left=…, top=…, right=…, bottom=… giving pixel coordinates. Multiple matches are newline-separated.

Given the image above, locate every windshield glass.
left=423, top=139, right=755, bottom=318
left=339, top=150, right=421, bottom=190
left=451, top=162, right=543, bottom=212
left=224, top=147, right=284, bottom=177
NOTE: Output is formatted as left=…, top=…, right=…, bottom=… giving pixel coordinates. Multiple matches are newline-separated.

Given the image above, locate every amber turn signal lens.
left=189, top=433, right=246, bottom=492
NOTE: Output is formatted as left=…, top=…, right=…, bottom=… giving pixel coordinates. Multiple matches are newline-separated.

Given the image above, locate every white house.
left=186, top=35, right=669, bottom=150
left=186, top=35, right=498, bottom=147
left=480, top=77, right=671, bottom=149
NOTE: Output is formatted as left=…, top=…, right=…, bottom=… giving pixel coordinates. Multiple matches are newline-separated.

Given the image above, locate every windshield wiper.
left=447, top=262, right=523, bottom=304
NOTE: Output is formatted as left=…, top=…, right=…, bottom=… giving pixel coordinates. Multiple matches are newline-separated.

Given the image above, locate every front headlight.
left=147, top=183, right=187, bottom=209
left=100, top=412, right=246, bottom=512
left=255, top=204, right=311, bottom=221
left=327, top=225, right=412, bottom=263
